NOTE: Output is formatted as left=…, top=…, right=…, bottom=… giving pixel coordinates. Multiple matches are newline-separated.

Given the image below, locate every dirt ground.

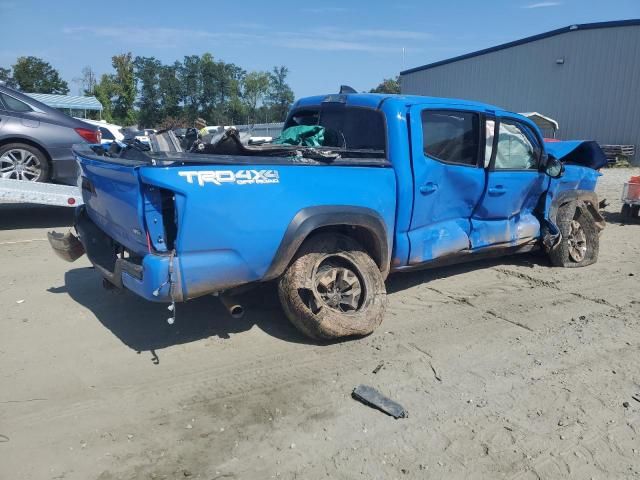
left=1, top=168, right=640, bottom=480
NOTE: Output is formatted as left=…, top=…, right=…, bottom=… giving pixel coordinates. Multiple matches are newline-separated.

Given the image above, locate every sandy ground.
left=1, top=168, right=640, bottom=480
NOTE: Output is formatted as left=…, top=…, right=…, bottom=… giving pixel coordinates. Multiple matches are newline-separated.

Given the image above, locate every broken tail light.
left=142, top=185, right=178, bottom=252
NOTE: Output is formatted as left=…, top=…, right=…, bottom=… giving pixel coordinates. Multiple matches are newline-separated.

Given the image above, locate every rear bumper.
left=48, top=148, right=79, bottom=185
left=75, top=206, right=183, bottom=303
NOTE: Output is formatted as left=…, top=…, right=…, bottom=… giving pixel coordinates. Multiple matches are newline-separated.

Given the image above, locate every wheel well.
left=0, top=138, right=52, bottom=166
left=306, top=225, right=386, bottom=273
left=262, top=206, right=391, bottom=281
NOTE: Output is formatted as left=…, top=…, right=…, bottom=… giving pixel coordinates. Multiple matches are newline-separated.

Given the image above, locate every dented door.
left=408, top=106, right=486, bottom=264
left=470, top=117, right=548, bottom=249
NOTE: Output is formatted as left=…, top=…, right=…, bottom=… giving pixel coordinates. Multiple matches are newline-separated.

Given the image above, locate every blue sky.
left=1, top=0, right=638, bottom=98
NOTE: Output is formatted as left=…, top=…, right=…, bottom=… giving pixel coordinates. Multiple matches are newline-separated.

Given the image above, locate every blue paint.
left=73, top=93, right=601, bottom=303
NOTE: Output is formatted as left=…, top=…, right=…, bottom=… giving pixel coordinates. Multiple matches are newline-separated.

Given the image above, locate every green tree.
left=242, top=71, right=270, bottom=125
left=12, top=56, right=69, bottom=94
left=159, top=62, right=182, bottom=120
left=216, top=62, right=245, bottom=125
left=267, top=66, right=295, bottom=121
left=179, top=55, right=202, bottom=122
left=93, top=73, right=117, bottom=123
left=199, top=53, right=219, bottom=123
left=133, top=56, right=162, bottom=128
left=111, top=53, right=137, bottom=125
left=369, top=75, right=400, bottom=94
left=0, top=67, right=16, bottom=88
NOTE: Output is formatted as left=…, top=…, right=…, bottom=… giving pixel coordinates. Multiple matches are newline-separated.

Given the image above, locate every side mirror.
left=545, top=156, right=564, bottom=178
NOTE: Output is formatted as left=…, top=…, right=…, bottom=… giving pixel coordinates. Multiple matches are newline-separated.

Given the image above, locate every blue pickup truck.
left=50, top=93, right=606, bottom=340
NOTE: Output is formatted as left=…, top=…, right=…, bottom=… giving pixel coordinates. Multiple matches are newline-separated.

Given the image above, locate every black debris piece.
left=372, top=362, right=384, bottom=374
left=352, top=385, right=408, bottom=419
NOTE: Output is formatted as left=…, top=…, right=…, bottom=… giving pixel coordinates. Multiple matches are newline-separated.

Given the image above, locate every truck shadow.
left=386, top=251, right=549, bottom=294
left=53, top=267, right=314, bottom=355
left=0, top=204, right=74, bottom=230
left=53, top=253, right=549, bottom=355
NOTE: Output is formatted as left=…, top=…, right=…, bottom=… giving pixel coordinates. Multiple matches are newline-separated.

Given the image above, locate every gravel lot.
left=1, top=168, right=639, bottom=479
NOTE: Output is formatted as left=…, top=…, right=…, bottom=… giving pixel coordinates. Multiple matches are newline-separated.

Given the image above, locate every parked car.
left=50, top=93, right=606, bottom=340
left=0, top=84, right=100, bottom=184
left=75, top=118, right=124, bottom=144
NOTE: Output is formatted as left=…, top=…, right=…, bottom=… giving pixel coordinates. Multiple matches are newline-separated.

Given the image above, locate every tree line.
left=1, top=54, right=295, bottom=128
left=1, top=55, right=402, bottom=129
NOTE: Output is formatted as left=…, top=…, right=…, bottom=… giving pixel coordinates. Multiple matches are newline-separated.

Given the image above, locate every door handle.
left=419, top=182, right=438, bottom=195
left=488, top=185, right=506, bottom=196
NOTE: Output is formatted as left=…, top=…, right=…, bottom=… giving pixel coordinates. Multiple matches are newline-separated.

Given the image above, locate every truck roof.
left=294, top=93, right=507, bottom=114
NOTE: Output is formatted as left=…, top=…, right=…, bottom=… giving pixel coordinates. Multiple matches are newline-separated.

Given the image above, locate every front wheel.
left=278, top=234, right=387, bottom=341
left=548, top=202, right=599, bottom=267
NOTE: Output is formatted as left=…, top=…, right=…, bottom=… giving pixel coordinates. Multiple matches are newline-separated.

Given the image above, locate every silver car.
left=0, top=84, right=100, bottom=184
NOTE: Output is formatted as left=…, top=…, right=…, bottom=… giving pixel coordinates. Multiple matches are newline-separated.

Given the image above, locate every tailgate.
left=77, top=150, right=150, bottom=255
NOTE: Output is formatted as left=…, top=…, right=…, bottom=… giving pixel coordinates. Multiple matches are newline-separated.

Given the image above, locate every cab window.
left=422, top=110, right=480, bottom=166
left=494, top=121, right=541, bottom=170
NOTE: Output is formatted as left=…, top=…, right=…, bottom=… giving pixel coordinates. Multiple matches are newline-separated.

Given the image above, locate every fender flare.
left=548, top=190, right=605, bottom=230
left=263, top=206, right=391, bottom=281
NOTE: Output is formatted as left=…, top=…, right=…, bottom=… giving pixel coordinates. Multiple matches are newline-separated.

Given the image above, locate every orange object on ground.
left=628, top=176, right=640, bottom=200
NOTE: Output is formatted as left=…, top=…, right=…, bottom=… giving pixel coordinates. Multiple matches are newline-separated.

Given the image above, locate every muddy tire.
left=549, top=202, right=599, bottom=268
left=278, top=233, right=387, bottom=340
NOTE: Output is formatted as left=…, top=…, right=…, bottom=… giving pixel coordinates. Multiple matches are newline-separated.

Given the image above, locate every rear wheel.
left=549, top=202, right=599, bottom=267
left=0, top=143, right=49, bottom=182
left=278, top=234, right=387, bottom=340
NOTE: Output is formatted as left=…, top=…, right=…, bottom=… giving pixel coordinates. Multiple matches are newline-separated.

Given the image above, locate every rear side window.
left=0, top=93, right=33, bottom=112
left=285, top=106, right=386, bottom=152
left=422, top=110, right=480, bottom=166
left=99, top=127, right=115, bottom=140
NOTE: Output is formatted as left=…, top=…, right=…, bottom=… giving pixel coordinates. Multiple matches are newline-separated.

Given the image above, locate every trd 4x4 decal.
left=178, top=169, right=279, bottom=186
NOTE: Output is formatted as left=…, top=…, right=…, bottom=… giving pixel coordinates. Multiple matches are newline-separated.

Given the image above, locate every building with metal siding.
left=400, top=20, right=640, bottom=162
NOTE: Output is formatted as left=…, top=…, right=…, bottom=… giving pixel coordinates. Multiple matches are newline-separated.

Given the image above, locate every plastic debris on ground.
left=352, top=384, right=408, bottom=419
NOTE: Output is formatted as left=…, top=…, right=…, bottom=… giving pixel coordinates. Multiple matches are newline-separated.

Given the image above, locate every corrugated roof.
left=24, top=92, right=103, bottom=111
left=401, top=19, right=640, bottom=75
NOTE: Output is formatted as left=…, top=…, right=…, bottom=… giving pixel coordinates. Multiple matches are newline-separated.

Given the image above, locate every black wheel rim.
left=313, top=257, right=364, bottom=313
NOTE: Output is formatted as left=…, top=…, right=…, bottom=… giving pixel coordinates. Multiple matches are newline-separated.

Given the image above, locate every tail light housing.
left=142, top=185, right=178, bottom=252
left=75, top=128, right=102, bottom=144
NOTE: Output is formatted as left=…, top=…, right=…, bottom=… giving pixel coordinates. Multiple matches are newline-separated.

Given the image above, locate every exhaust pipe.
left=219, top=295, right=245, bottom=319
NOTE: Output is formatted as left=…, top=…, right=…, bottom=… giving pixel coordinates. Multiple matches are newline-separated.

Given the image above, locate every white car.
left=75, top=118, right=124, bottom=144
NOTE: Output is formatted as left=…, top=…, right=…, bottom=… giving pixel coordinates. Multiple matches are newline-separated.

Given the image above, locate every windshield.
left=284, top=105, right=386, bottom=154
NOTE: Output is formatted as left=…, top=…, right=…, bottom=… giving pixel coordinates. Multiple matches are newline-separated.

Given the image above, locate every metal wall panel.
left=401, top=25, right=640, bottom=162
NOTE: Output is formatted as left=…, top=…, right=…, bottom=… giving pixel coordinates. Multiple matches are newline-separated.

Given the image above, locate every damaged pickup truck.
left=50, top=93, right=606, bottom=340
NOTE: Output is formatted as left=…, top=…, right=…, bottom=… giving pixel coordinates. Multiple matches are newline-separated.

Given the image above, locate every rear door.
left=407, top=106, right=487, bottom=264
left=470, top=117, right=548, bottom=249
